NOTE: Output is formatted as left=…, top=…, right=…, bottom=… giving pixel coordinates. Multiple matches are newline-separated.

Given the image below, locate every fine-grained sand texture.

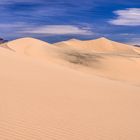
left=0, top=37, right=140, bottom=140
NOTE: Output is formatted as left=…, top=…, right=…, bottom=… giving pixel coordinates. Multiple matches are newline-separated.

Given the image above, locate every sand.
left=54, top=37, right=136, bottom=54
left=54, top=38, right=140, bottom=85
left=0, top=37, right=140, bottom=139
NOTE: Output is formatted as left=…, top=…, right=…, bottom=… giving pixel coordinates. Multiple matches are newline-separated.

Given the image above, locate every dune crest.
left=7, top=37, right=53, bottom=54
left=55, top=37, right=137, bottom=54
left=5, top=37, right=66, bottom=63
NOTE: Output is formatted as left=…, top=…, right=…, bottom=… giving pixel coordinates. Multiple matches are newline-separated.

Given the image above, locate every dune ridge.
left=54, top=37, right=137, bottom=54
left=6, top=37, right=58, bottom=57
left=0, top=37, right=140, bottom=140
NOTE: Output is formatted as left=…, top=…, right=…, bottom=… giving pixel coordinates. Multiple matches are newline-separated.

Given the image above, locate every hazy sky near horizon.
left=0, top=0, right=140, bottom=43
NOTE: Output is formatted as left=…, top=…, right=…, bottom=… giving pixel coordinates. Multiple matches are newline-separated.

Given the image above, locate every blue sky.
left=0, top=0, right=140, bottom=44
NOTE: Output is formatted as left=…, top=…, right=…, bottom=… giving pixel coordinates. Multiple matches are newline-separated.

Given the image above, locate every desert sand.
left=54, top=37, right=136, bottom=53
left=0, top=37, right=140, bottom=140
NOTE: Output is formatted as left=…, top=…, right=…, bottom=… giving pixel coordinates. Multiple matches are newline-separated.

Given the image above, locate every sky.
left=0, top=0, right=140, bottom=44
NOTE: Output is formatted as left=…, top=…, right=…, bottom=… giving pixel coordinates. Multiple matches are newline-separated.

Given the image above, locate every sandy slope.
left=0, top=45, right=140, bottom=140
left=6, top=37, right=61, bottom=60
left=54, top=38, right=140, bottom=85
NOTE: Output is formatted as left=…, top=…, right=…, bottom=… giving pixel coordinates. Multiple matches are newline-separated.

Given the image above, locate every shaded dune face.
left=63, top=51, right=102, bottom=66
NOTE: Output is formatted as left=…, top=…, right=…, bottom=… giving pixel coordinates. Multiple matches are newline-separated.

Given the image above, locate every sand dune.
left=4, top=37, right=70, bottom=65
left=6, top=37, right=60, bottom=58
left=2, top=37, right=140, bottom=85
left=54, top=37, right=137, bottom=54
left=54, top=38, right=140, bottom=85
left=0, top=37, right=140, bottom=139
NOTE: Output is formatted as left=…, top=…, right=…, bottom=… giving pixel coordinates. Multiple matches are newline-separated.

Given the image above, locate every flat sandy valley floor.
left=0, top=37, right=140, bottom=140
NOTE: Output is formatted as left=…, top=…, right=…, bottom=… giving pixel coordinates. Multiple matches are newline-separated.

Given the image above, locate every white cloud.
left=21, top=25, right=93, bottom=35
left=109, top=8, right=140, bottom=26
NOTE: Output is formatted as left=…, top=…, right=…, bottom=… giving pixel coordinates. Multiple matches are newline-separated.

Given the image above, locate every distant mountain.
left=134, top=45, right=140, bottom=47
left=0, top=38, right=8, bottom=44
